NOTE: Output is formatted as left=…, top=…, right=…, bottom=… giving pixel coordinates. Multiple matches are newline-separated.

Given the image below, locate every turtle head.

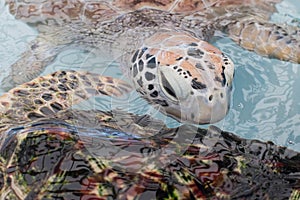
left=129, top=32, right=234, bottom=124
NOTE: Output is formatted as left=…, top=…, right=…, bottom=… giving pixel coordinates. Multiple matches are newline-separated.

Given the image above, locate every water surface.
left=0, top=0, right=299, bottom=151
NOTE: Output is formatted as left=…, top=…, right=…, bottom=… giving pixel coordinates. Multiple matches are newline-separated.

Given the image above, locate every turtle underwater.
left=0, top=70, right=299, bottom=199
left=1, top=1, right=300, bottom=199
left=4, top=0, right=299, bottom=125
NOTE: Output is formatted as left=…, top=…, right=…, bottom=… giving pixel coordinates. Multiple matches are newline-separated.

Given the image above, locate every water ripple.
left=0, top=0, right=299, bottom=152
left=214, top=36, right=300, bottom=151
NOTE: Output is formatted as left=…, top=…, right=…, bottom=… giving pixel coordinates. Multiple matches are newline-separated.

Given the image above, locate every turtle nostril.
left=209, top=95, right=213, bottom=101
left=220, top=92, right=223, bottom=98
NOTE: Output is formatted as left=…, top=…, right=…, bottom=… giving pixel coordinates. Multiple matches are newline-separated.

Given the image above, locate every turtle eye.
left=158, top=67, right=190, bottom=102
left=160, top=71, right=178, bottom=101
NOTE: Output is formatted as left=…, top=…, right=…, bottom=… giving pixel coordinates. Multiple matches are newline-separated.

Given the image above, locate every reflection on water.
left=0, top=0, right=300, bottom=198
left=1, top=0, right=299, bottom=150
left=1, top=118, right=299, bottom=199
left=214, top=37, right=300, bottom=151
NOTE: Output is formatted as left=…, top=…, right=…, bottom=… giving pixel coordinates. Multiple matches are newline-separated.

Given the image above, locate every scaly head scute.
left=130, top=31, right=234, bottom=124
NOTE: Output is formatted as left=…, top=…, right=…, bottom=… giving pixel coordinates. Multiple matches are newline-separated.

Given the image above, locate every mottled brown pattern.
left=0, top=117, right=299, bottom=199
left=113, top=0, right=176, bottom=11
left=0, top=70, right=132, bottom=133
left=6, top=0, right=282, bottom=21
left=0, top=67, right=298, bottom=198
left=228, top=18, right=300, bottom=63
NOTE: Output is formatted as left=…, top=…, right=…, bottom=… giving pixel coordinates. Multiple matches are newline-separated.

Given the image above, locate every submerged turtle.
left=4, top=0, right=299, bottom=124
left=0, top=70, right=299, bottom=199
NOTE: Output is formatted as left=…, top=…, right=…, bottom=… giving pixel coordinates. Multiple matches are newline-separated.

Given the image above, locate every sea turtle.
left=4, top=0, right=299, bottom=125
left=0, top=70, right=299, bottom=199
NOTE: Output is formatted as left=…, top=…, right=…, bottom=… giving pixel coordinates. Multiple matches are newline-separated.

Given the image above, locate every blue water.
left=0, top=0, right=299, bottom=151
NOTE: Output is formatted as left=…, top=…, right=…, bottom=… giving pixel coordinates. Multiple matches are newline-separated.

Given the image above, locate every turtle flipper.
left=227, top=18, right=300, bottom=63
left=2, top=36, right=65, bottom=89
left=55, top=109, right=167, bottom=137
left=0, top=70, right=132, bottom=123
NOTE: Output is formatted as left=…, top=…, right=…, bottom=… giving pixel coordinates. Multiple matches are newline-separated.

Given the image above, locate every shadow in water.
left=1, top=111, right=299, bottom=199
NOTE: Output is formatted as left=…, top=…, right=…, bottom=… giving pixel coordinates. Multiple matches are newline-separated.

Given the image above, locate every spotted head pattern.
left=130, top=31, right=234, bottom=124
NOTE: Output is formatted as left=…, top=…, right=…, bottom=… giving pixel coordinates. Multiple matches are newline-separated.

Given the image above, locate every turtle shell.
left=1, top=114, right=299, bottom=199
left=6, top=0, right=281, bottom=24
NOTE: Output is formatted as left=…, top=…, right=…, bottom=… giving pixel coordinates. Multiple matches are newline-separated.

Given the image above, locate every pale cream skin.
left=130, top=31, right=234, bottom=124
